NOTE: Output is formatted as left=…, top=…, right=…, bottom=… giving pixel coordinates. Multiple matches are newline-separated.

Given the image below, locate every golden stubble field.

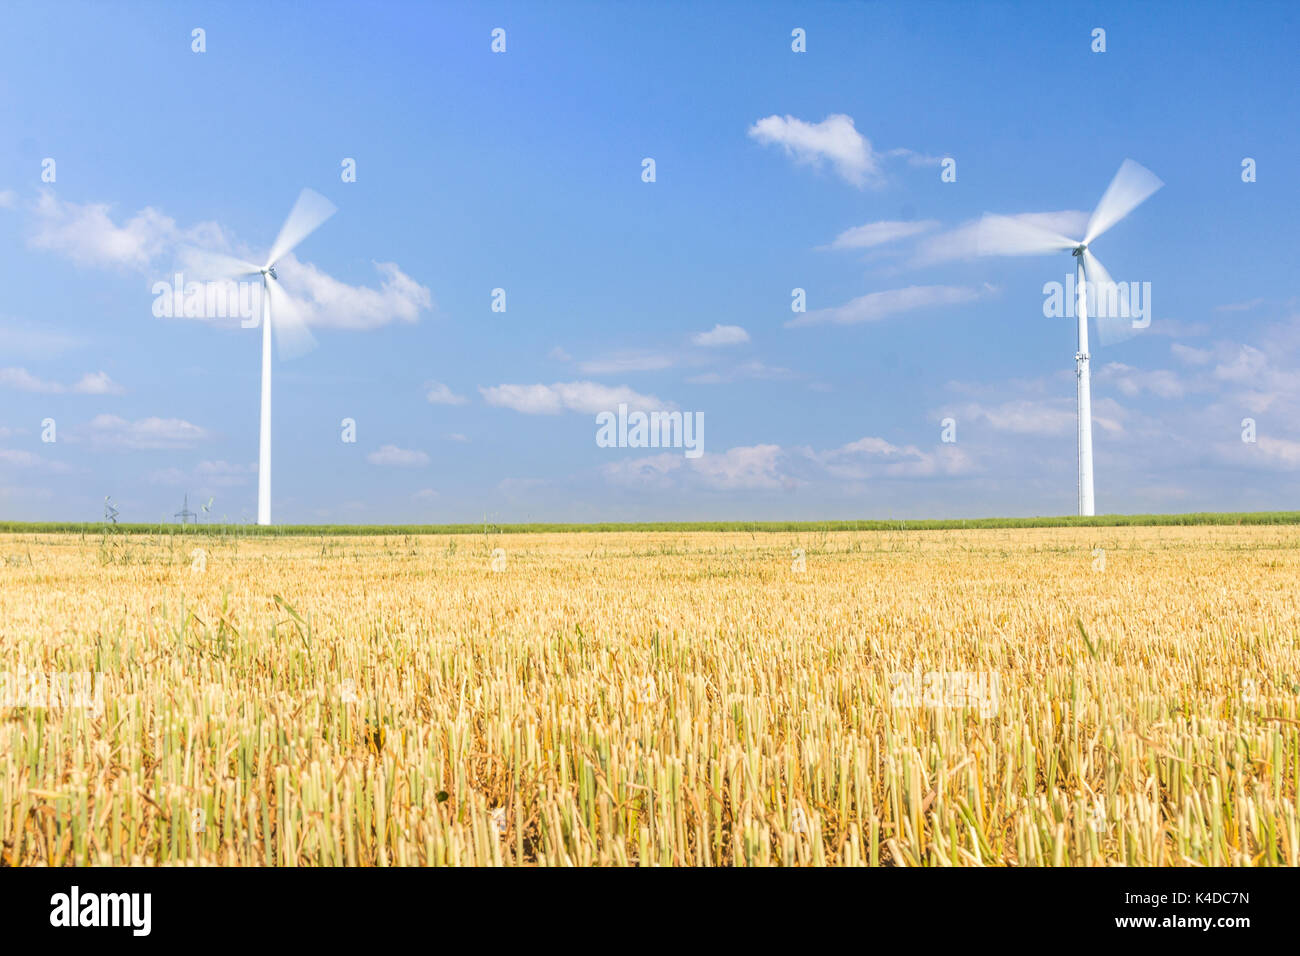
left=1, top=525, right=1297, bottom=866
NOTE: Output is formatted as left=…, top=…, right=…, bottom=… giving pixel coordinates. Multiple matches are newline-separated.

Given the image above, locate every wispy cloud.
left=913, top=211, right=1088, bottom=267
left=577, top=351, right=676, bottom=374
left=748, top=114, right=879, bottom=187
left=0, top=367, right=123, bottom=394
left=24, top=191, right=433, bottom=331
left=686, top=360, right=792, bottom=385
left=0, top=367, right=63, bottom=393
left=604, top=433, right=972, bottom=493
left=425, top=382, right=468, bottom=405
left=276, top=255, right=432, bottom=330
left=0, top=448, right=71, bottom=473
left=72, top=371, right=126, bottom=395
left=367, top=444, right=430, bottom=467
left=748, top=114, right=944, bottom=189
left=787, top=284, right=994, bottom=328
left=604, top=445, right=792, bottom=491
left=28, top=190, right=199, bottom=270
left=1171, top=343, right=1213, bottom=366
left=823, top=219, right=939, bottom=250
left=85, top=414, right=208, bottom=449
left=150, top=460, right=254, bottom=487
left=810, top=435, right=974, bottom=480
left=1096, top=362, right=1186, bottom=399
left=883, top=148, right=947, bottom=168
left=1215, top=297, right=1266, bottom=313
left=481, top=381, right=669, bottom=415
left=690, top=324, right=750, bottom=347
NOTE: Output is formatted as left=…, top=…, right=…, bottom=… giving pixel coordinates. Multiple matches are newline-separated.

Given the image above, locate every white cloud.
left=686, top=360, right=792, bottom=385
left=367, top=444, right=429, bottom=467
left=788, top=284, right=993, bottom=328
left=692, top=444, right=791, bottom=490
left=196, top=460, right=256, bottom=486
left=1215, top=297, right=1266, bottom=313
left=425, top=382, right=468, bottom=405
left=1252, top=437, right=1300, bottom=469
left=1096, top=362, right=1185, bottom=399
left=603, top=445, right=792, bottom=492
left=604, top=434, right=971, bottom=493
left=951, top=400, right=1077, bottom=436
left=86, top=414, right=208, bottom=449
left=0, top=367, right=63, bottom=393
left=481, top=381, right=669, bottom=415
left=813, top=435, right=974, bottom=479
left=0, top=366, right=124, bottom=394
left=24, top=191, right=432, bottom=332
left=71, top=371, right=125, bottom=395
left=601, top=453, right=686, bottom=491
left=149, top=461, right=251, bottom=487
left=1213, top=344, right=1269, bottom=386
left=578, top=351, right=676, bottom=374
left=0, top=190, right=16, bottom=209
left=884, top=148, right=947, bottom=168
left=748, top=114, right=879, bottom=187
left=691, top=324, right=750, bottom=347
left=913, top=211, right=1089, bottom=267
left=548, top=346, right=572, bottom=362
left=276, top=255, right=432, bottom=330
left=1171, top=343, right=1213, bottom=366
left=28, top=190, right=185, bottom=270
left=0, top=448, right=70, bottom=472
left=824, top=219, right=938, bottom=251
left=413, top=487, right=438, bottom=499
left=944, top=396, right=1124, bottom=438
left=1214, top=436, right=1300, bottom=471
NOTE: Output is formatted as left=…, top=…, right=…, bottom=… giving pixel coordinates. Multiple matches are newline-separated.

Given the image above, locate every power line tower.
left=174, top=494, right=198, bottom=525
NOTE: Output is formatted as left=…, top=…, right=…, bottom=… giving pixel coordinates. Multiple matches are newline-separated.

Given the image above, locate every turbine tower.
left=978, top=159, right=1163, bottom=516
left=185, top=189, right=337, bottom=525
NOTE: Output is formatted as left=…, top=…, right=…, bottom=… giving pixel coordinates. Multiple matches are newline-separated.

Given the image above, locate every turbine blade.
left=977, top=214, right=1076, bottom=257
left=265, top=275, right=317, bottom=360
left=1081, top=248, right=1140, bottom=347
left=266, top=188, right=337, bottom=268
left=178, top=246, right=259, bottom=281
left=1083, top=159, right=1163, bottom=245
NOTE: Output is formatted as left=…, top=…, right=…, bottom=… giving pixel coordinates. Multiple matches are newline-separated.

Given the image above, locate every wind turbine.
left=184, top=188, right=337, bottom=525
left=978, top=159, right=1163, bottom=516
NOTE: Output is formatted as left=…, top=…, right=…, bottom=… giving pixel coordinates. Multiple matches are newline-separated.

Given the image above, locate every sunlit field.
left=2, top=526, right=1297, bottom=866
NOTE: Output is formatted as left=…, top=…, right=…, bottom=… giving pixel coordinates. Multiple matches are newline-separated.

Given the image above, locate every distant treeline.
left=1, top=512, right=1299, bottom=536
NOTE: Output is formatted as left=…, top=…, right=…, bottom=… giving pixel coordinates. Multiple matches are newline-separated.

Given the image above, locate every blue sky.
left=1, top=0, right=1298, bottom=522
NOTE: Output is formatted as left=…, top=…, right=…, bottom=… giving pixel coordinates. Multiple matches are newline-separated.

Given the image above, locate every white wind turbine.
left=978, top=159, right=1163, bottom=516
left=185, top=188, right=337, bottom=525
